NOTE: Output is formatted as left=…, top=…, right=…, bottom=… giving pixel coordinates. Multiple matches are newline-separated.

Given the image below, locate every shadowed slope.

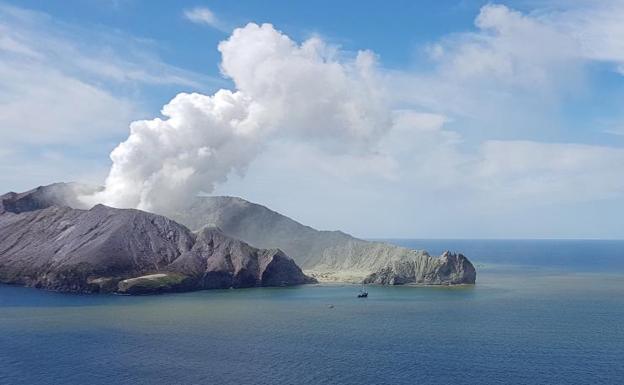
left=0, top=200, right=314, bottom=293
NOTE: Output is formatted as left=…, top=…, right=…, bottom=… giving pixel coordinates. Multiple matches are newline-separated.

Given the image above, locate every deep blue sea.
left=1, top=239, right=623, bottom=385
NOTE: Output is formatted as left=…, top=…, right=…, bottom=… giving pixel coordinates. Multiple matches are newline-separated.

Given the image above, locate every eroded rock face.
left=0, top=194, right=314, bottom=294
left=169, top=196, right=478, bottom=285
left=362, top=252, right=476, bottom=285
left=168, top=226, right=316, bottom=289
left=1, top=183, right=477, bottom=287
left=0, top=204, right=195, bottom=292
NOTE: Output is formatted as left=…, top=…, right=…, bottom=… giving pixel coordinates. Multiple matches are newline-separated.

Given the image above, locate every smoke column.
left=83, top=23, right=390, bottom=213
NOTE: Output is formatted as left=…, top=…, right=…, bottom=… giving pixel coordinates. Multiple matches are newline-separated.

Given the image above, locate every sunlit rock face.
left=0, top=183, right=476, bottom=288
left=169, top=196, right=477, bottom=285
left=362, top=252, right=477, bottom=285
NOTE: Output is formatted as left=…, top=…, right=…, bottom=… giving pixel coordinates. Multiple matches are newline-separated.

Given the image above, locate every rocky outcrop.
left=168, top=225, right=316, bottom=289
left=0, top=200, right=314, bottom=294
left=362, top=251, right=476, bottom=285
left=168, top=196, right=477, bottom=285
left=116, top=273, right=195, bottom=295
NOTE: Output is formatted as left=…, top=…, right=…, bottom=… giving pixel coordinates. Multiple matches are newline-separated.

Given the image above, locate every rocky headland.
left=168, top=196, right=477, bottom=285
left=0, top=183, right=476, bottom=293
left=0, top=186, right=314, bottom=294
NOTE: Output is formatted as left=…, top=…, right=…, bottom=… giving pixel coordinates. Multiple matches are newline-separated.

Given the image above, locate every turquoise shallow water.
left=1, top=240, right=624, bottom=385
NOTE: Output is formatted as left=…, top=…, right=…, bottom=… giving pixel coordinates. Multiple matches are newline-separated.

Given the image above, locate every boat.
left=357, top=286, right=368, bottom=298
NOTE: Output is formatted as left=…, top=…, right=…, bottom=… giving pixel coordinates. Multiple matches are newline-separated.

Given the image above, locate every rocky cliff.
left=168, top=196, right=477, bottom=285
left=0, top=183, right=476, bottom=286
left=362, top=251, right=477, bottom=285
left=0, top=196, right=314, bottom=294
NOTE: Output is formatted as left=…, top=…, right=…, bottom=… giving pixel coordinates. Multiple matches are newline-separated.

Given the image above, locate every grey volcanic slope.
left=169, top=196, right=358, bottom=268
left=1, top=183, right=475, bottom=285
left=0, top=203, right=313, bottom=293
left=0, top=182, right=96, bottom=214
left=168, top=196, right=477, bottom=285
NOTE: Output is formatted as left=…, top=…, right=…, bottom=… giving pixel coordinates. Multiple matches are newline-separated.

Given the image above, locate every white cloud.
left=0, top=149, right=111, bottom=194
left=218, top=24, right=389, bottom=148
left=0, top=4, right=222, bottom=149
left=0, top=7, right=134, bottom=148
left=211, top=111, right=624, bottom=237
left=391, top=4, right=589, bottom=129
left=382, top=110, right=624, bottom=207
left=3, top=2, right=624, bottom=238
left=472, top=140, right=624, bottom=203
left=405, top=3, right=624, bottom=210
left=0, top=61, right=136, bottom=145
left=0, top=4, right=223, bottom=194
left=86, top=23, right=390, bottom=213
left=605, top=127, right=624, bottom=136
left=441, top=4, right=579, bottom=87
left=545, top=0, right=624, bottom=74
left=0, top=5, right=211, bottom=88
left=394, top=2, right=624, bottom=124
left=84, top=11, right=624, bottom=228
left=184, top=7, right=227, bottom=32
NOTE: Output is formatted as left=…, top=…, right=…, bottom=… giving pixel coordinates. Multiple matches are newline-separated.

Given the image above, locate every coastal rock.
left=1, top=183, right=477, bottom=286
left=0, top=198, right=314, bottom=294
left=362, top=251, right=476, bottom=285
left=167, top=196, right=478, bottom=285
left=169, top=226, right=316, bottom=289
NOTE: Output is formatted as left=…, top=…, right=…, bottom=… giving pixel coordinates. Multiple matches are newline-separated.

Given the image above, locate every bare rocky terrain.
left=0, top=183, right=476, bottom=292
left=0, top=186, right=314, bottom=294
left=168, top=196, right=477, bottom=285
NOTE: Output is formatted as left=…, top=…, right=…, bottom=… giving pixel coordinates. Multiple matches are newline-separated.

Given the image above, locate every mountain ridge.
left=0, top=183, right=476, bottom=287
left=0, top=197, right=314, bottom=294
left=166, top=195, right=477, bottom=285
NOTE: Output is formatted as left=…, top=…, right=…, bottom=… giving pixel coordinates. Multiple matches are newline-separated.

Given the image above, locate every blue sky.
left=1, top=0, right=624, bottom=238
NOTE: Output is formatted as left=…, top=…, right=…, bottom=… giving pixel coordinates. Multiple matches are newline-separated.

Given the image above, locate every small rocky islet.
left=0, top=183, right=476, bottom=294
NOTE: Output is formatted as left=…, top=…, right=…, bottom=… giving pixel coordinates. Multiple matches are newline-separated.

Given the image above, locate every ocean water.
left=1, top=240, right=623, bottom=385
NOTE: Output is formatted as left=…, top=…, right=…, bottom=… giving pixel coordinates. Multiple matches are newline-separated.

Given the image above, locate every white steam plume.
left=83, top=23, right=390, bottom=213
